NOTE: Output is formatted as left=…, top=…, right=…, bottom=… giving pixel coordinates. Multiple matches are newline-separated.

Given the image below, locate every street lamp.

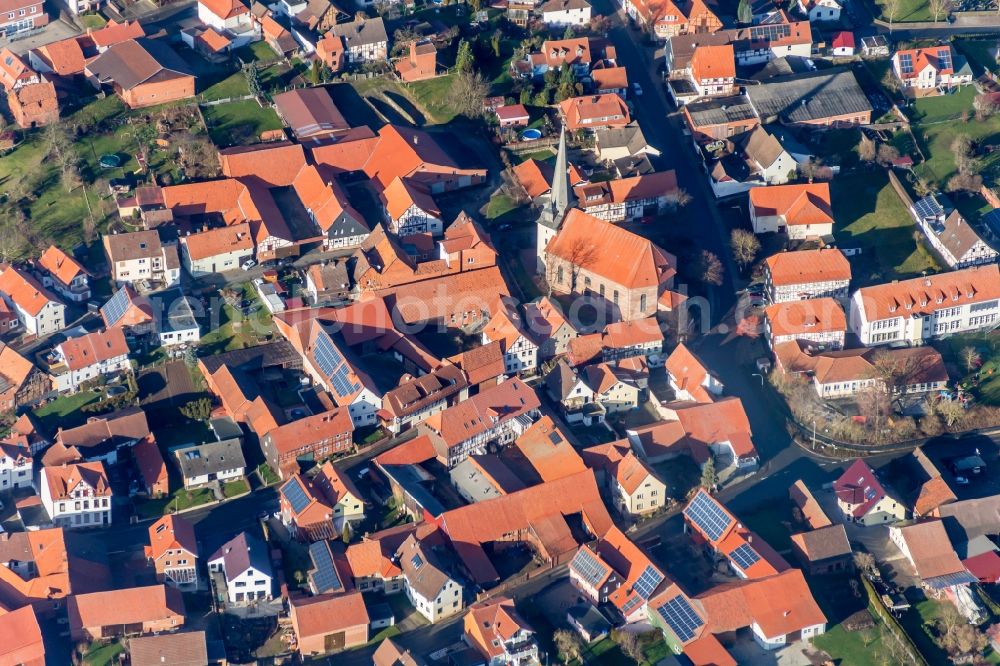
left=751, top=373, right=764, bottom=386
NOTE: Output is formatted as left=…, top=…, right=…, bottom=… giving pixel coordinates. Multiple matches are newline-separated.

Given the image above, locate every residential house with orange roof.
left=344, top=523, right=430, bottom=594
left=666, top=343, right=723, bottom=403
left=85, top=38, right=196, bottom=109
left=0, top=48, right=39, bottom=91
left=37, top=245, right=89, bottom=303
left=512, top=157, right=585, bottom=201
left=570, top=525, right=667, bottom=622
left=584, top=362, right=641, bottom=414
left=305, top=260, right=350, bottom=304
left=379, top=362, right=469, bottom=435
left=541, top=0, right=592, bottom=26
left=179, top=223, right=255, bottom=276
left=798, top=0, right=841, bottom=21
left=68, top=585, right=185, bottom=641
left=53, top=409, right=147, bottom=467
left=396, top=527, right=465, bottom=623
left=7, top=79, right=59, bottom=128
left=463, top=596, right=540, bottom=664
left=763, top=248, right=851, bottom=304
left=625, top=0, right=721, bottom=39
left=279, top=474, right=336, bottom=541
left=559, top=93, right=631, bottom=131
left=448, top=341, right=507, bottom=394
left=849, top=265, right=1000, bottom=346
left=601, top=318, right=665, bottom=362
left=627, top=396, right=758, bottom=468
left=133, top=434, right=167, bottom=498
left=50, top=327, right=130, bottom=392
left=0, top=605, right=45, bottom=666
left=574, top=170, right=680, bottom=222
left=380, top=176, right=444, bottom=237
left=889, top=520, right=976, bottom=590
left=0, top=264, right=66, bottom=335
left=789, top=480, right=832, bottom=529
left=481, top=297, right=539, bottom=376
left=833, top=459, right=905, bottom=526
left=0, top=343, right=51, bottom=412
left=359, top=124, right=486, bottom=194
left=790, top=524, right=853, bottom=576
left=290, top=591, right=370, bottom=656
left=218, top=141, right=306, bottom=186
left=544, top=209, right=680, bottom=321
left=307, top=461, right=365, bottom=533
left=85, top=19, right=145, bottom=49
left=326, top=15, right=387, bottom=64
left=0, top=0, right=47, bottom=37
left=764, top=297, right=846, bottom=350
left=198, top=0, right=257, bottom=46
left=591, top=62, right=629, bottom=97
left=144, top=514, right=198, bottom=589
left=259, top=13, right=298, bottom=56
left=101, top=285, right=156, bottom=335
left=666, top=22, right=812, bottom=74
left=0, top=431, right=32, bottom=490
left=439, top=468, right=613, bottom=585
left=292, top=166, right=370, bottom=251
left=419, top=377, right=540, bottom=468
left=39, top=461, right=112, bottom=528
left=374, top=264, right=511, bottom=330
left=262, top=408, right=354, bottom=480
left=524, top=296, right=578, bottom=359
left=28, top=37, right=86, bottom=77
left=774, top=340, right=948, bottom=399
left=684, top=489, right=790, bottom=579
left=395, top=40, right=438, bottom=82
left=583, top=442, right=667, bottom=516
left=690, top=43, right=735, bottom=98
left=315, top=30, right=346, bottom=71
left=749, top=183, right=833, bottom=239
left=510, top=416, right=586, bottom=484
left=907, top=448, right=957, bottom=518
left=892, top=46, right=972, bottom=93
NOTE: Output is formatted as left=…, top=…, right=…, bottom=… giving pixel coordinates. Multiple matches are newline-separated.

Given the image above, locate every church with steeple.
left=535, top=127, right=575, bottom=274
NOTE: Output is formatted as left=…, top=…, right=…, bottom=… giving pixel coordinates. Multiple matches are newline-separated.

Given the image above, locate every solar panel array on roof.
left=281, top=477, right=310, bottom=514
left=657, top=595, right=704, bottom=643
left=899, top=52, right=913, bottom=74
left=308, top=541, right=344, bottom=594
left=925, top=570, right=977, bottom=590
left=938, top=48, right=951, bottom=71
left=913, top=196, right=943, bottom=221
left=751, top=23, right=791, bottom=42
left=571, top=548, right=610, bottom=588
left=684, top=491, right=734, bottom=542
left=548, top=431, right=563, bottom=445
left=621, top=594, right=644, bottom=616
left=730, top=543, right=761, bottom=571
left=314, top=330, right=361, bottom=398
left=102, top=287, right=130, bottom=326
left=633, top=564, right=664, bottom=600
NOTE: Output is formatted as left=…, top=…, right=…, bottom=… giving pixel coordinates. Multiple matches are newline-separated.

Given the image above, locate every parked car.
left=632, top=82, right=643, bottom=96
left=241, top=259, right=256, bottom=271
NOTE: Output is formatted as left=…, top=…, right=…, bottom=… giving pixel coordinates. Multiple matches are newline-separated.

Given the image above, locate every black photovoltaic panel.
left=938, top=48, right=952, bottom=70
left=899, top=53, right=913, bottom=74
left=751, top=23, right=790, bottom=42
left=314, top=331, right=344, bottom=377
left=411, top=554, right=423, bottom=569
left=571, top=548, right=610, bottom=588
left=308, top=541, right=343, bottom=594
left=331, top=364, right=360, bottom=398
left=548, top=431, right=563, bottom=445
left=101, top=287, right=130, bottom=326
left=730, top=543, right=761, bottom=571
left=683, top=492, right=734, bottom=542
left=621, top=594, right=644, bottom=616
left=633, top=565, right=664, bottom=600
left=657, top=595, right=704, bottom=643
left=281, top=477, right=310, bottom=514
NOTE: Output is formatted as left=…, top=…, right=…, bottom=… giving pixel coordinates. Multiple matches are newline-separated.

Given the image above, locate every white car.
left=632, top=82, right=643, bottom=96
left=241, top=259, right=256, bottom=271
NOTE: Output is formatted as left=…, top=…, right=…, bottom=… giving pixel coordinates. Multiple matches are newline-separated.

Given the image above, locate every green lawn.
left=257, top=463, right=281, bottom=486
left=812, top=622, right=895, bottom=666
left=223, top=478, right=251, bottom=498
left=956, top=40, right=999, bottom=75
left=33, top=391, right=103, bottom=433
left=78, top=13, right=107, bottom=29
left=485, top=193, right=523, bottom=222
left=910, top=101, right=1000, bottom=187
left=198, top=285, right=275, bottom=353
left=910, top=86, right=977, bottom=124
left=934, top=332, right=1000, bottom=406
left=874, top=0, right=932, bottom=21
left=82, top=640, right=123, bottom=666
left=235, top=41, right=280, bottom=64
left=830, top=171, right=939, bottom=286
left=897, top=597, right=952, bottom=665
left=202, top=100, right=284, bottom=147
left=407, top=74, right=458, bottom=124
left=201, top=72, right=251, bottom=102
left=135, top=487, right=215, bottom=519
left=367, top=625, right=402, bottom=646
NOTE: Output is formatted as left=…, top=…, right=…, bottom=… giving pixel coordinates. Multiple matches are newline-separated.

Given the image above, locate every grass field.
left=199, top=286, right=275, bottom=353
left=235, top=41, right=280, bottom=64
left=134, top=487, right=215, bottom=519
left=202, top=100, right=284, bottom=147
left=78, top=14, right=107, bottom=29
left=910, top=86, right=977, bottom=124
left=33, top=391, right=103, bottom=432
left=201, top=72, right=251, bottom=102
left=812, top=622, right=896, bottom=666
left=223, top=479, right=251, bottom=498
left=874, top=0, right=932, bottom=21
left=407, top=74, right=458, bottom=124
left=908, top=91, right=1000, bottom=187
left=82, top=640, right=123, bottom=666
left=830, top=171, right=939, bottom=285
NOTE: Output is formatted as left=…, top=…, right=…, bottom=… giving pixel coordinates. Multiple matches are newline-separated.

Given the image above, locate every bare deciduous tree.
left=876, top=143, right=900, bottom=166
left=884, top=0, right=901, bottom=32
left=611, top=629, right=643, bottom=661
left=730, top=229, right=760, bottom=270
left=858, top=135, right=877, bottom=163
left=935, top=398, right=966, bottom=427
left=699, top=250, right=724, bottom=286
left=553, top=629, right=582, bottom=664
left=928, top=0, right=949, bottom=22
left=450, top=70, right=489, bottom=119
left=962, top=345, right=982, bottom=372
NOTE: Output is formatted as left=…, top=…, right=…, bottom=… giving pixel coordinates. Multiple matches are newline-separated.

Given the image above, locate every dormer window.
left=905, top=302, right=912, bottom=309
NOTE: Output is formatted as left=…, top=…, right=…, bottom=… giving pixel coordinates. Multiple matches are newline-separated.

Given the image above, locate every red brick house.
left=395, top=40, right=437, bottom=82
left=7, top=80, right=57, bottom=128
left=85, top=38, right=195, bottom=109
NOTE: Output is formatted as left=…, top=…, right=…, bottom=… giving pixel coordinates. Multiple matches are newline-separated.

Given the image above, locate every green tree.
left=242, top=62, right=262, bottom=97
left=519, top=87, right=532, bottom=105
left=555, top=66, right=579, bottom=102
left=737, top=0, right=752, bottom=23
left=180, top=397, right=213, bottom=421
left=563, top=25, right=575, bottom=39
left=455, top=39, right=475, bottom=73
left=701, top=457, right=717, bottom=490
left=491, top=31, right=501, bottom=58
left=533, top=89, right=550, bottom=106
left=342, top=522, right=353, bottom=544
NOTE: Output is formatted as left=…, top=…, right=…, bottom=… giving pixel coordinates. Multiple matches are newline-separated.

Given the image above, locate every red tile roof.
left=764, top=297, right=846, bottom=339
left=895, top=46, right=956, bottom=79
left=513, top=416, right=586, bottom=482
left=764, top=248, right=851, bottom=287
left=291, top=591, right=369, bottom=639
left=559, top=94, right=631, bottom=131
left=0, top=265, right=61, bottom=317
left=68, top=585, right=185, bottom=634
left=696, top=569, right=826, bottom=639
left=691, top=44, right=735, bottom=82
left=854, top=265, right=1000, bottom=323
left=145, top=514, right=197, bottom=562
left=219, top=141, right=307, bottom=187
left=749, top=183, right=832, bottom=227
left=422, top=377, right=540, bottom=450
left=0, top=606, right=44, bottom=665
left=58, top=328, right=129, bottom=371
left=833, top=459, right=887, bottom=519
left=665, top=343, right=716, bottom=403
left=38, top=245, right=86, bottom=287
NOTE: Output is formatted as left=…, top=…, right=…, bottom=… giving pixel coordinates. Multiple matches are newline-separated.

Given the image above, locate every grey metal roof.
left=330, top=16, right=388, bottom=48
left=208, top=531, right=271, bottom=579
left=747, top=68, right=872, bottom=124
left=175, top=438, right=246, bottom=479
left=685, top=95, right=757, bottom=127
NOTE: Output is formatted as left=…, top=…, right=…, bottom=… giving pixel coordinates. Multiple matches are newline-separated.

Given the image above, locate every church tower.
left=535, top=126, right=575, bottom=274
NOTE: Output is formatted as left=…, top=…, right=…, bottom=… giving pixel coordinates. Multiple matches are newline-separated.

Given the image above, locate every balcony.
left=505, top=639, right=539, bottom=662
